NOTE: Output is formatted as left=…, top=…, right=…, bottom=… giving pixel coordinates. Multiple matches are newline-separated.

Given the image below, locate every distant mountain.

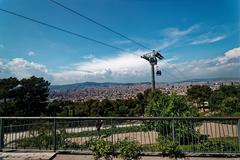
left=50, top=81, right=151, bottom=91
left=176, top=77, right=240, bottom=83
left=50, top=77, right=240, bottom=91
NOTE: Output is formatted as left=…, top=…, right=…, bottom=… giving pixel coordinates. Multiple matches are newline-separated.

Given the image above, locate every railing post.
left=0, top=118, right=4, bottom=151
left=172, top=119, right=175, bottom=142
left=111, top=118, right=114, bottom=144
left=238, top=119, right=240, bottom=151
left=53, top=118, right=57, bottom=152
left=111, top=118, right=114, bottom=156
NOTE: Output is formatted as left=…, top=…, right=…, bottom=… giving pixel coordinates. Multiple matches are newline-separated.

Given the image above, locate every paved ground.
left=53, top=154, right=240, bottom=160
left=0, top=152, right=56, bottom=160
left=1, top=153, right=239, bottom=160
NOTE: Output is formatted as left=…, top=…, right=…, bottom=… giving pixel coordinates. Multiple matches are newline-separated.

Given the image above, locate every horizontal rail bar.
left=0, top=117, right=240, bottom=120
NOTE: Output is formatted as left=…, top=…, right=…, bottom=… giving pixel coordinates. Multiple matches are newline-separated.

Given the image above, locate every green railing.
left=0, top=117, right=240, bottom=155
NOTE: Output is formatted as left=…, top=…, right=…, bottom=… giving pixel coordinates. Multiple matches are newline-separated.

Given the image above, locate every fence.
left=0, top=117, right=240, bottom=155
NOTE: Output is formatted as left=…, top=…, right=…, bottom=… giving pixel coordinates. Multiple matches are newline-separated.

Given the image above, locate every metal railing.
left=0, top=117, right=240, bottom=155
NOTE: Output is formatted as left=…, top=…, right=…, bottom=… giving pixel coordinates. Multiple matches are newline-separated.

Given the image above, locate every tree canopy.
left=0, top=76, right=50, bottom=116
left=187, top=85, right=212, bottom=107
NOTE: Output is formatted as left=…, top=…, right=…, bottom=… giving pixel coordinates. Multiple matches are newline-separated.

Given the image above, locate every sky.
left=0, top=0, right=239, bottom=85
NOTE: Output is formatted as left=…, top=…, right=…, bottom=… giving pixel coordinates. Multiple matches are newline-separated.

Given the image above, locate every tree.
left=0, top=76, right=50, bottom=116
left=145, top=91, right=198, bottom=117
left=221, top=97, right=240, bottom=114
left=18, top=76, right=50, bottom=116
left=187, top=85, right=212, bottom=110
left=209, top=85, right=240, bottom=115
left=144, top=91, right=199, bottom=144
left=219, top=85, right=240, bottom=97
left=0, top=77, right=19, bottom=116
left=208, top=90, right=225, bottom=112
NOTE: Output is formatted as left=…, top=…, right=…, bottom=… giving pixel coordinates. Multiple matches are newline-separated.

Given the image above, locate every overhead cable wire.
left=161, top=68, right=181, bottom=81
left=49, top=0, right=152, bottom=51
left=0, top=8, right=126, bottom=51
left=162, top=59, right=189, bottom=81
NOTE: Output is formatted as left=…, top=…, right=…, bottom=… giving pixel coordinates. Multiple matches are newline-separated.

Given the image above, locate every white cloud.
left=170, top=47, right=240, bottom=79
left=161, top=25, right=199, bottom=37
left=218, top=47, right=240, bottom=64
left=27, top=51, right=35, bottom=56
left=190, top=35, right=225, bottom=45
left=50, top=50, right=152, bottom=84
left=1, top=48, right=239, bottom=84
left=156, top=24, right=199, bottom=50
left=0, top=58, right=48, bottom=79
left=49, top=47, right=240, bottom=84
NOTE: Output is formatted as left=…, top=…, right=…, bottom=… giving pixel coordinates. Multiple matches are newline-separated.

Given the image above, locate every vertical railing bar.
left=172, top=119, right=175, bottom=142
left=227, top=120, right=231, bottom=153
left=187, top=120, right=190, bottom=149
left=237, top=119, right=240, bottom=152
left=80, top=120, right=82, bottom=150
left=53, top=118, right=57, bottom=152
left=111, top=119, right=113, bottom=146
left=205, top=121, right=209, bottom=153
left=0, top=118, right=4, bottom=151
left=191, top=120, right=194, bottom=153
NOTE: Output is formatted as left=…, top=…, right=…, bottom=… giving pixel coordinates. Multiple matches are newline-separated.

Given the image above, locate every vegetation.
left=1, top=76, right=239, bottom=117
left=144, top=90, right=200, bottom=146
left=13, top=126, right=82, bottom=150
left=209, top=85, right=240, bottom=115
left=117, top=139, right=142, bottom=160
left=0, top=76, right=50, bottom=116
left=157, top=136, right=183, bottom=158
left=187, top=85, right=212, bottom=109
left=197, top=139, right=238, bottom=152
left=89, top=136, right=113, bottom=160
left=2, top=76, right=240, bottom=159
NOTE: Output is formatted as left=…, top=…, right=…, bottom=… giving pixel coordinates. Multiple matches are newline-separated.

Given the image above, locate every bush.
left=89, top=136, right=113, bottom=160
left=117, top=138, right=142, bottom=160
left=198, top=140, right=238, bottom=152
left=158, top=136, right=183, bottom=158
left=14, top=127, right=82, bottom=150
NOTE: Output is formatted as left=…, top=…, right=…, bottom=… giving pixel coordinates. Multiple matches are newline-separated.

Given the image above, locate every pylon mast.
left=141, top=50, right=164, bottom=91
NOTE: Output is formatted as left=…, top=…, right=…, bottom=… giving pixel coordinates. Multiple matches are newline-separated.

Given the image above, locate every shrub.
left=158, top=136, right=183, bottom=158
left=198, top=140, right=238, bottom=152
left=117, top=138, right=142, bottom=160
left=89, top=136, right=113, bottom=160
left=14, top=127, right=82, bottom=150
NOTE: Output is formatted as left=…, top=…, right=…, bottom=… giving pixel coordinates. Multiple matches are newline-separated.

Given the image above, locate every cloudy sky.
left=0, top=0, right=239, bottom=85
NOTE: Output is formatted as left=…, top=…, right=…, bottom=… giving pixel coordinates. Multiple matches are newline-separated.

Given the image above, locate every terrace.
left=1, top=117, right=240, bottom=159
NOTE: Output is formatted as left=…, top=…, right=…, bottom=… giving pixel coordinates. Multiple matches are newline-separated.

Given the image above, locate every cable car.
left=156, top=70, right=161, bottom=76
left=156, top=66, right=161, bottom=76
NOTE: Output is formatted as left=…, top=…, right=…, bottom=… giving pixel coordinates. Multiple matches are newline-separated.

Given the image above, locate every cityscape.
left=50, top=79, right=240, bottom=101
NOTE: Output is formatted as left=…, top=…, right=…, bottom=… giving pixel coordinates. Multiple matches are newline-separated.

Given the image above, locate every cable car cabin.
left=156, top=69, right=161, bottom=76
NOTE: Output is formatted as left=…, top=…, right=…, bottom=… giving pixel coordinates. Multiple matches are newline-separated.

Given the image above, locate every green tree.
left=209, top=85, right=240, bottom=115
left=144, top=91, right=199, bottom=145
left=145, top=91, right=198, bottom=117
left=221, top=97, right=240, bottom=114
left=187, top=85, right=212, bottom=110
left=0, top=77, right=19, bottom=116
left=208, top=90, right=225, bottom=112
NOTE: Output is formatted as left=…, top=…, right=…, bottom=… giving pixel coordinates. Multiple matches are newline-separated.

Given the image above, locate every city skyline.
left=0, top=0, right=239, bottom=84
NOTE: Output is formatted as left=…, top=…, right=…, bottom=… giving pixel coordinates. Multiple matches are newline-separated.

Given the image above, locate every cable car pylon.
left=141, top=50, right=164, bottom=91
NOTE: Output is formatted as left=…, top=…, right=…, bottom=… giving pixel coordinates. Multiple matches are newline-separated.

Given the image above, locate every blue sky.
left=0, top=0, right=239, bottom=84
